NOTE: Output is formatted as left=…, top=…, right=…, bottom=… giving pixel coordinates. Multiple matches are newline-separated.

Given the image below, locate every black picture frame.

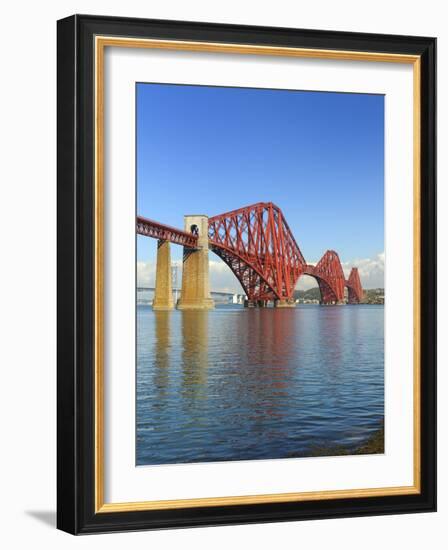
left=57, top=14, right=436, bottom=534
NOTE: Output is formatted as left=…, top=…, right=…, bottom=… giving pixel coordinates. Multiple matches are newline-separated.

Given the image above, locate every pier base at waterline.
left=152, top=240, right=175, bottom=311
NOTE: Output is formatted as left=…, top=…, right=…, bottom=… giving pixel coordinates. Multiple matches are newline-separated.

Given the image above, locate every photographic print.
left=136, top=83, right=385, bottom=466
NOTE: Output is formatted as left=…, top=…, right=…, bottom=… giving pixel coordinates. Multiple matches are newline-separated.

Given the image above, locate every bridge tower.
left=177, top=215, right=214, bottom=310
left=152, top=240, right=175, bottom=310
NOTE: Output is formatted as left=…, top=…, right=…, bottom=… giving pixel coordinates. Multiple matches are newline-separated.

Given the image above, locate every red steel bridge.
left=137, top=202, right=363, bottom=305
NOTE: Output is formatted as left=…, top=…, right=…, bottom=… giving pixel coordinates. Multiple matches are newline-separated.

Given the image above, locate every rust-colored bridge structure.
left=137, top=202, right=364, bottom=309
left=137, top=216, right=199, bottom=248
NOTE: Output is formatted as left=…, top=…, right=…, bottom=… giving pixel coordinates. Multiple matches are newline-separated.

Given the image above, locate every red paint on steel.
left=136, top=216, right=198, bottom=248
left=137, top=203, right=364, bottom=304
left=303, top=250, right=346, bottom=304
left=346, top=267, right=364, bottom=304
left=208, top=202, right=306, bottom=301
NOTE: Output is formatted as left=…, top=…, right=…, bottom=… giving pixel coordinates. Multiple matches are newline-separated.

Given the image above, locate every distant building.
left=230, top=294, right=245, bottom=305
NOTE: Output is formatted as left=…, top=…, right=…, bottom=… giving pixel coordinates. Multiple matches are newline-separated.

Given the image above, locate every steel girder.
left=346, top=267, right=364, bottom=304
left=303, top=250, right=346, bottom=304
left=136, top=216, right=198, bottom=248
left=208, top=202, right=306, bottom=301
left=137, top=203, right=364, bottom=304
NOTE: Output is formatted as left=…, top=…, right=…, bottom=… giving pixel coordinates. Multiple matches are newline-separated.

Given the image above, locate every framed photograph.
left=57, top=15, right=436, bottom=534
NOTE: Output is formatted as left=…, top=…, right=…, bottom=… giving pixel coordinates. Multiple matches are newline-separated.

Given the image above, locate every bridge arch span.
left=208, top=202, right=306, bottom=303
left=137, top=203, right=364, bottom=307
left=298, top=272, right=342, bottom=305
left=346, top=267, right=364, bottom=304
left=210, top=243, right=279, bottom=302
left=301, top=250, right=346, bottom=305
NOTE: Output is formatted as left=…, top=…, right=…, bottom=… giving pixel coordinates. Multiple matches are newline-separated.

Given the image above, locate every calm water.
left=136, top=304, right=384, bottom=465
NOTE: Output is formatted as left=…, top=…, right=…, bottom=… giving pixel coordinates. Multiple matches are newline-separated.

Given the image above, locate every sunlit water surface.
left=136, top=304, right=384, bottom=465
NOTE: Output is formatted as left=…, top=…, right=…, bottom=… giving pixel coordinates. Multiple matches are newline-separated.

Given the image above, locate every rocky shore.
left=286, top=421, right=385, bottom=459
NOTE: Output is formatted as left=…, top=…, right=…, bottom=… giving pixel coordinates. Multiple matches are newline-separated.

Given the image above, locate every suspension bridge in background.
left=137, top=202, right=363, bottom=310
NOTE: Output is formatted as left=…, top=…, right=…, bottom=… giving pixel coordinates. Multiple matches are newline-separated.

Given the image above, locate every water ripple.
left=137, top=305, right=384, bottom=465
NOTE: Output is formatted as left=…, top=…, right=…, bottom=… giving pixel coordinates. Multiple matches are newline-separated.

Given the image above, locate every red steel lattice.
left=136, top=216, right=198, bottom=248
left=208, top=202, right=306, bottom=302
left=303, top=250, right=346, bottom=304
left=346, top=267, right=364, bottom=304
left=137, top=202, right=364, bottom=304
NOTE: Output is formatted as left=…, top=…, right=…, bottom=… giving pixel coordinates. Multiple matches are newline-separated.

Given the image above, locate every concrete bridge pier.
left=177, top=215, right=214, bottom=311
left=152, top=240, right=174, bottom=311
left=275, top=299, right=296, bottom=308
left=244, top=299, right=268, bottom=308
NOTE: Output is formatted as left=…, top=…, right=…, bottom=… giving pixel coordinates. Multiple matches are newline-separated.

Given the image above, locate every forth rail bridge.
left=137, top=202, right=363, bottom=310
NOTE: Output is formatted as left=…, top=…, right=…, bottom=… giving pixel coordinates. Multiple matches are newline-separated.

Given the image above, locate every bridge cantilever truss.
left=346, top=267, right=363, bottom=304
left=303, top=250, right=346, bottom=304
left=208, top=202, right=364, bottom=305
left=137, top=202, right=364, bottom=305
left=208, top=202, right=306, bottom=302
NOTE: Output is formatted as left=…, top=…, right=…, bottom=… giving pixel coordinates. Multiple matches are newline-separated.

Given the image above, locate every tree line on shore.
left=293, top=287, right=385, bottom=304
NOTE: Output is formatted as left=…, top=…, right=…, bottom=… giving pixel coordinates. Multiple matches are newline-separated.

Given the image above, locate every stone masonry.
left=177, top=215, right=214, bottom=310
left=152, top=240, right=174, bottom=311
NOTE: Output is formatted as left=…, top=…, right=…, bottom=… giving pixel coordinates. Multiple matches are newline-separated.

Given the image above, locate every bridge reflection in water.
left=136, top=304, right=384, bottom=466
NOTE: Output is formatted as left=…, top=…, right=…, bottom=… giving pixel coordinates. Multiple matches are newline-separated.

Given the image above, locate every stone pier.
left=274, top=299, right=296, bottom=308
left=177, top=215, right=214, bottom=310
left=152, top=240, right=174, bottom=311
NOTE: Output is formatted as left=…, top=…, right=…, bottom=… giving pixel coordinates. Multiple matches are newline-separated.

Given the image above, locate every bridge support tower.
left=274, top=299, right=296, bottom=308
left=152, top=240, right=174, bottom=311
left=244, top=299, right=270, bottom=308
left=177, top=215, right=214, bottom=310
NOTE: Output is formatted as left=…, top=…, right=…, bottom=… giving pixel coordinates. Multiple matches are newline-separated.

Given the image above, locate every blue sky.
left=136, top=83, right=384, bottom=291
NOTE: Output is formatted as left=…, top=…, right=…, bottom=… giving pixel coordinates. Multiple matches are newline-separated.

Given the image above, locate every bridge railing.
left=136, top=216, right=199, bottom=248
left=137, top=206, right=364, bottom=305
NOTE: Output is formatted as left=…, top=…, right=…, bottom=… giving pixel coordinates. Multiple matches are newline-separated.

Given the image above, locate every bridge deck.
left=137, top=205, right=363, bottom=303
left=137, top=216, right=198, bottom=248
